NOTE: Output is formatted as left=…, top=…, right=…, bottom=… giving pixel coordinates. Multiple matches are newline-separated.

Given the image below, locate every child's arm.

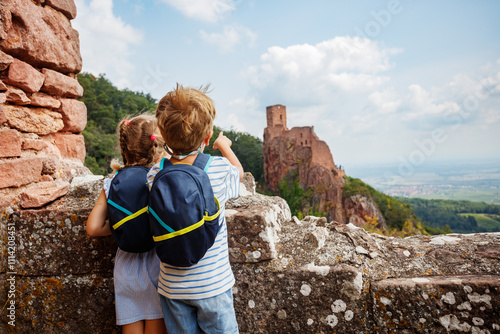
left=86, top=189, right=112, bottom=236
left=213, top=131, right=244, bottom=180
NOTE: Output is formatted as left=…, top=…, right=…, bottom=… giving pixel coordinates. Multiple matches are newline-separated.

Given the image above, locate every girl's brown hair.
left=156, top=84, right=215, bottom=155
left=111, top=114, right=164, bottom=171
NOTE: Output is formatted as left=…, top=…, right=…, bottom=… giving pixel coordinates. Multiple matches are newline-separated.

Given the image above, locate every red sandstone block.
left=5, top=84, right=31, bottom=105
left=45, top=0, right=78, bottom=20
left=0, top=193, right=17, bottom=210
left=29, top=92, right=61, bottom=109
left=0, top=105, right=6, bottom=125
left=0, top=156, right=44, bottom=189
left=58, top=98, right=87, bottom=133
left=19, top=179, right=70, bottom=208
left=41, top=68, right=84, bottom=98
left=3, top=104, right=64, bottom=135
left=1, top=1, right=82, bottom=73
left=53, top=132, right=85, bottom=163
left=0, top=128, right=22, bottom=158
left=22, top=138, right=51, bottom=152
left=0, top=50, right=14, bottom=71
left=4, top=58, right=45, bottom=93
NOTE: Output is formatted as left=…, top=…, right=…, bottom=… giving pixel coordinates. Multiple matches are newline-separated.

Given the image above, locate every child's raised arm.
left=86, top=189, right=112, bottom=236
left=212, top=131, right=244, bottom=180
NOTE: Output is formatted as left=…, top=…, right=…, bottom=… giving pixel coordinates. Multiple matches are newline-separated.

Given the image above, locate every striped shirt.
left=147, top=156, right=240, bottom=300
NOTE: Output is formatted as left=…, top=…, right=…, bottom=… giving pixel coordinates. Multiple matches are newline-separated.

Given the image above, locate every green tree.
left=397, top=197, right=500, bottom=233
left=78, top=73, right=157, bottom=175
left=206, top=126, right=264, bottom=184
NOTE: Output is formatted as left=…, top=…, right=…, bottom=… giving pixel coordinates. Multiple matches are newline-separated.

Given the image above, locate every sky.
left=73, top=0, right=500, bottom=176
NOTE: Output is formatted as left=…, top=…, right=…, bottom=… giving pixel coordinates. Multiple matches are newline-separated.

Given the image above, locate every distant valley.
left=348, top=159, right=500, bottom=205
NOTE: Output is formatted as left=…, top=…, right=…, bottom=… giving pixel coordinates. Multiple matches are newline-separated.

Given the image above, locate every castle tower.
left=266, top=104, right=287, bottom=129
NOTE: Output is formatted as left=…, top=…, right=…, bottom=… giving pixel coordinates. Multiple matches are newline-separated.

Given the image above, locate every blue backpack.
left=148, top=153, right=221, bottom=267
left=107, top=166, right=155, bottom=253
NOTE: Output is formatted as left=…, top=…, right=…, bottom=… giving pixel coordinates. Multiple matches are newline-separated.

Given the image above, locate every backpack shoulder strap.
left=159, top=157, right=173, bottom=171
left=193, top=153, right=213, bottom=173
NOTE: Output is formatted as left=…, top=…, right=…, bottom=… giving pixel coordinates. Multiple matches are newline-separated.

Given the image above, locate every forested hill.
left=397, top=197, right=500, bottom=233
left=77, top=73, right=264, bottom=181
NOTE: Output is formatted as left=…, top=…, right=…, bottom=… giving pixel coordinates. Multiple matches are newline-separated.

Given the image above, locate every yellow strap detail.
left=112, top=206, right=148, bottom=230
left=205, top=197, right=221, bottom=221
left=153, top=218, right=205, bottom=242
left=153, top=197, right=221, bottom=241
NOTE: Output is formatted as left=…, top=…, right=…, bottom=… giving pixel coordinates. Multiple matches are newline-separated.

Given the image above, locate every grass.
left=458, top=213, right=500, bottom=232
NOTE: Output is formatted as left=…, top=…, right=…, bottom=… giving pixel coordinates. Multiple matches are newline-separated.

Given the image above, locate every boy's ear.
left=203, top=131, right=213, bottom=145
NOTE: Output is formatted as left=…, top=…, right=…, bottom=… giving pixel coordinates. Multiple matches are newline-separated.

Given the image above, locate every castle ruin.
left=263, top=104, right=346, bottom=222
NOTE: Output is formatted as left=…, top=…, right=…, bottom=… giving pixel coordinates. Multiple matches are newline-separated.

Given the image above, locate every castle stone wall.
left=0, top=0, right=89, bottom=212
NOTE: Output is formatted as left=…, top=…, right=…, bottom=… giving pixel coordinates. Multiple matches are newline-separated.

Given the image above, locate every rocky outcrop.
left=0, top=0, right=89, bottom=211
left=1, top=174, right=499, bottom=333
left=344, top=194, right=388, bottom=230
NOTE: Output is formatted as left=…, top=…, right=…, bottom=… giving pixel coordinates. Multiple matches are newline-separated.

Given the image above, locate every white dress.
left=104, top=178, right=163, bottom=325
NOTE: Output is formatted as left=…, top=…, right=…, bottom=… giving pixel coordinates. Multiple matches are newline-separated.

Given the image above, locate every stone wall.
left=0, top=0, right=89, bottom=212
left=1, top=175, right=499, bottom=333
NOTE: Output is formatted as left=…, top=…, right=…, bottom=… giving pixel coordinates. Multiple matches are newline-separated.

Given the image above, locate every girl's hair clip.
left=150, top=135, right=157, bottom=141
left=123, top=120, right=130, bottom=125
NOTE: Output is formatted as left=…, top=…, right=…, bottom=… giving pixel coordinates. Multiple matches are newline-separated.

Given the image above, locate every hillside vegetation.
left=397, top=197, right=500, bottom=233
left=342, top=177, right=435, bottom=236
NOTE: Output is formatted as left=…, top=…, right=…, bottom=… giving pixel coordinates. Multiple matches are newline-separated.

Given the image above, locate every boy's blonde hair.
left=156, top=84, right=216, bottom=155
left=111, top=114, right=164, bottom=171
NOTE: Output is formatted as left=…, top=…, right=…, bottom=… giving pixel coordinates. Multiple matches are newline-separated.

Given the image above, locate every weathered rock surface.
left=45, top=0, right=78, bottom=20
left=0, top=105, right=6, bottom=124
left=4, top=58, right=45, bottom=93
left=28, top=92, right=62, bottom=109
left=47, top=132, right=86, bottom=162
left=1, top=175, right=498, bottom=333
left=19, top=179, right=70, bottom=209
left=0, top=128, right=21, bottom=158
left=0, top=0, right=82, bottom=73
left=0, top=156, right=44, bottom=188
left=41, top=68, right=84, bottom=98
left=3, top=104, right=64, bottom=135
left=4, top=84, right=31, bottom=105
left=57, top=98, right=87, bottom=133
left=344, top=194, right=388, bottom=229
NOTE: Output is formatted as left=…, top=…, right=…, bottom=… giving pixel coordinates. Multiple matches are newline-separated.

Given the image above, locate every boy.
left=149, top=84, right=243, bottom=334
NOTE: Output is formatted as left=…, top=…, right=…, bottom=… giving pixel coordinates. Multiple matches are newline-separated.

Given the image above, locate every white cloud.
left=368, top=88, right=401, bottom=114
left=401, top=84, right=460, bottom=121
left=73, top=0, right=143, bottom=88
left=222, top=97, right=260, bottom=133
left=245, top=36, right=401, bottom=101
left=200, top=25, right=257, bottom=53
left=399, top=60, right=500, bottom=128
left=159, top=0, right=235, bottom=22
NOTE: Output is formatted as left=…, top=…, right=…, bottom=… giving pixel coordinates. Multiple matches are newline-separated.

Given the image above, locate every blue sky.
left=73, top=0, right=500, bottom=173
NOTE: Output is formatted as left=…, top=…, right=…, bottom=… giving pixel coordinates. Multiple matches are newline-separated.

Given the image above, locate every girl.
left=87, top=114, right=167, bottom=334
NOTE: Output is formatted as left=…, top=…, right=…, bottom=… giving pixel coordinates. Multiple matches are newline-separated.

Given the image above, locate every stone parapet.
left=1, top=176, right=499, bottom=333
